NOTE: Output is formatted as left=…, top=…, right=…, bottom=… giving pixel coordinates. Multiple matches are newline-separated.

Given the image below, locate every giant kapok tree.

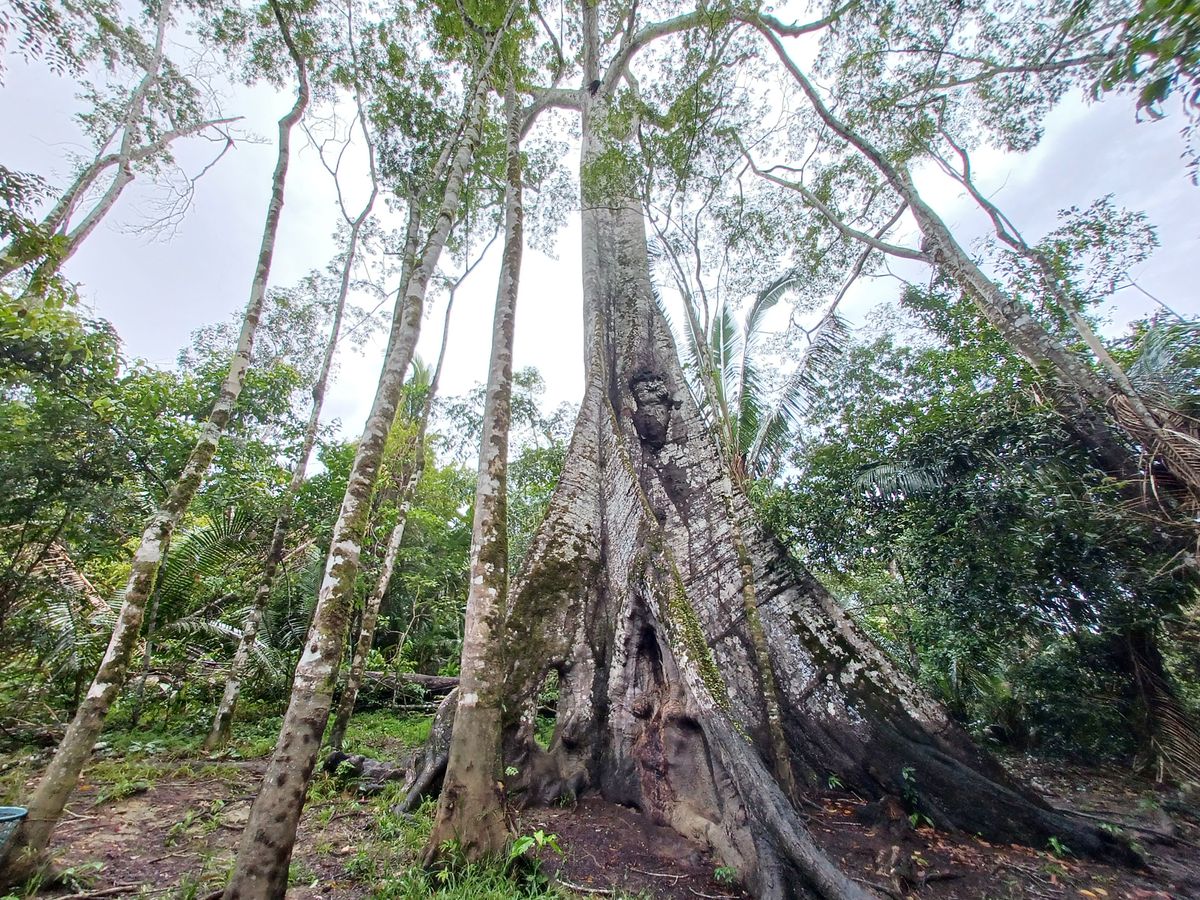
left=221, top=0, right=1147, bottom=896
left=415, top=0, right=1143, bottom=898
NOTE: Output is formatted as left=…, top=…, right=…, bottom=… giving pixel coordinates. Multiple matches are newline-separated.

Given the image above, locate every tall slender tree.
left=0, top=0, right=311, bottom=884
left=326, top=230, right=495, bottom=752
left=220, top=14, right=515, bottom=894
left=425, top=73, right=524, bottom=860
left=735, top=9, right=1200, bottom=532
left=204, top=0, right=382, bottom=749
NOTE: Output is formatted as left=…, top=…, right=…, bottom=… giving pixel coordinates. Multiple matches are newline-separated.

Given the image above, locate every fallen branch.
left=630, top=866, right=684, bottom=881
left=556, top=878, right=615, bottom=894
left=54, top=884, right=145, bottom=900
left=363, top=672, right=458, bottom=694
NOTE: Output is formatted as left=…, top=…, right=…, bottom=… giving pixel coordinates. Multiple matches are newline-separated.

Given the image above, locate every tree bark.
left=425, top=77, right=524, bottom=863
left=220, top=75, right=493, bottom=900
left=204, top=191, right=372, bottom=752
left=413, top=50, right=1134, bottom=900
left=0, top=5, right=308, bottom=885
left=324, top=490, right=412, bottom=752
left=129, top=577, right=163, bottom=729
left=326, top=222, right=469, bottom=752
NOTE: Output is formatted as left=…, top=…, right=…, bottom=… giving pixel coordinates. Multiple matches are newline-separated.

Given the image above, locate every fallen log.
left=362, top=672, right=459, bottom=695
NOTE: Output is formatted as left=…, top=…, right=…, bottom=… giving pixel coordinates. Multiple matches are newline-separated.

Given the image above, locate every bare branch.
left=520, top=86, right=583, bottom=137
left=739, top=141, right=928, bottom=262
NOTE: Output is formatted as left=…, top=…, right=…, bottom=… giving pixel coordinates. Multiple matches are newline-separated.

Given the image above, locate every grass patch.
left=341, top=711, right=432, bottom=760
left=369, top=865, right=571, bottom=900
left=227, top=714, right=285, bottom=759
left=0, top=751, right=38, bottom=805
left=347, top=790, right=574, bottom=900
left=96, top=725, right=204, bottom=760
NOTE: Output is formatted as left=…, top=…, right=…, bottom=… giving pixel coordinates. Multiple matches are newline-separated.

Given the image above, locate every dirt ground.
left=42, top=759, right=373, bottom=898
left=518, top=795, right=751, bottom=898
left=19, top=753, right=1200, bottom=899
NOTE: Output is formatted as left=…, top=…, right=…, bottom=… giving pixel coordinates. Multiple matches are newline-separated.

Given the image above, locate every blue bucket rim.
left=0, top=807, right=27, bottom=822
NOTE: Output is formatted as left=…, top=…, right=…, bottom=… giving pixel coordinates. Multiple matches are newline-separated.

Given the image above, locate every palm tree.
left=670, top=271, right=850, bottom=483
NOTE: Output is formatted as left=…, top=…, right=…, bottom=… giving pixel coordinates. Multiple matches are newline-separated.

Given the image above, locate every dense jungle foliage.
left=2, top=279, right=1196, bottom=770
left=2, top=0, right=1200, bottom=891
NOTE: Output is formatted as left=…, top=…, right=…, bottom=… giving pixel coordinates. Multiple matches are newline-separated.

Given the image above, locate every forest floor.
left=2, top=710, right=1198, bottom=900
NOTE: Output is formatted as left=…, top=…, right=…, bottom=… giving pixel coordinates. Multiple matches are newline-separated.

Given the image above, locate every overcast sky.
left=2, top=28, right=1197, bottom=447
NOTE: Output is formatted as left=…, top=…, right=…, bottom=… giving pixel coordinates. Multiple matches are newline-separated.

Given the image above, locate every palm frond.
left=746, top=308, right=850, bottom=477
left=1126, top=320, right=1200, bottom=411
left=855, top=461, right=949, bottom=499
left=162, top=613, right=288, bottom=682
left=44, top=596, right=94, bottom=678
left=736, top=273, right=803, bottom=462
left=737, top=353, right=766, bottom=460
left=655, top=288, right=707, bottom=397
left=33, top=541, right=108, bottom=614
left=711, top=302, right=741, bottom=439
left=154, top=507, right=261, bottom=621
left=745, top=269, right=803, bottom=351
left=402, top=357, right=434, bottom=420
left=711, top=302, right=741, bottom=382
left=264, top=545, right=323, bottom=653
left=162, top=615, right=245, bottom=644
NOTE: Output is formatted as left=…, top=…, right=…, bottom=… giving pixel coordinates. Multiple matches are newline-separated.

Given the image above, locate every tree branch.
left=520, top=86, right=582, bottom=137
left=740, top=142, right=927, bottom=262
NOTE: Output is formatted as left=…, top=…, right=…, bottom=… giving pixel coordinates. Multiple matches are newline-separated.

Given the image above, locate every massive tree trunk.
left=221, top=75, right=493, bottom=900
left=445, top=73, right=1134, bottom=900
left=425, top=78, right=524, bottom=862
left=0, top=9, right=309, bottom=885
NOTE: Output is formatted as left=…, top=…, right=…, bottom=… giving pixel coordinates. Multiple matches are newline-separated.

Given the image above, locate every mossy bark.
left=489, top=213, right=1132, bottom=899
left=425, top=81, right=524, bottom=863
left=327, top=218, right=456, bottom=753
left=325, top=490, right=411, bottom=753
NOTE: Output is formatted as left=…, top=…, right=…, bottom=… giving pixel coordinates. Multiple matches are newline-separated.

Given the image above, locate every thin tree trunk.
left=0, top=7, right=308, bottom=885
left=325, top=237, right=469, bottom=751
left=749, top=19, right=1110, bottom=407
left=2, top=0, right=172, bottom=285
left=221, top=72, right=495, bottom=900
left=204, top=11, right=388, bottom=749
left=129, top=578, right=163, bottom=729
left=745, top=17, right=1200, bottom=579
left=204, top=192, right=375, bottom=752
left=425, top=77, right=523, bottom=862
left=325, top=493, right=412, bottom=752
